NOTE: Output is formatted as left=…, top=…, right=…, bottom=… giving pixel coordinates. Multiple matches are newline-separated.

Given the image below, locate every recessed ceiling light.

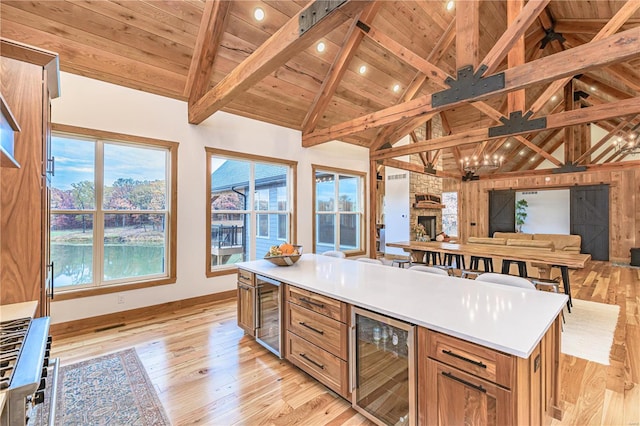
left=253, top=7, right=265, bottom=21
left=359, top=65, right=367, bottom=74
left=316, top=41, right=326, bottom=53
left=520, top=150, right=526, bottom=156
left=446, top=0, right=455, bottom=11
left=590, top=86, right=597, bottom=91
left=551, top=95, right=557, bottom=101
left=393, top=84, right=401, bottom=93
left=530, top=157, right=535, bottom=162
left=505, top=142, right=511, bottom=148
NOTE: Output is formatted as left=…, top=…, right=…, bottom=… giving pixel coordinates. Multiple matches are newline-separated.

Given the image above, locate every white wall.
left=516, top=190, right=570, bottom=234
left=50, top=73, right=369, bottom=324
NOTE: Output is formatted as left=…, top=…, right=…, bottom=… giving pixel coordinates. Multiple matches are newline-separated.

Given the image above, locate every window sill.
left=206, top=267, right=239, bottom=278
left=52, top=276, right=177, bottom=301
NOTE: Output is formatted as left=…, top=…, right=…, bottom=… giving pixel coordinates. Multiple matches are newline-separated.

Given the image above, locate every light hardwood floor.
left=50, top=261, right=639, bottom=425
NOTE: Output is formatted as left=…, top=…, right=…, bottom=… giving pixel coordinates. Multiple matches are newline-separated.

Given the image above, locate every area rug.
left=561, top=299, right=620, bottom=365
left=28, top=348, right=170, bottom=426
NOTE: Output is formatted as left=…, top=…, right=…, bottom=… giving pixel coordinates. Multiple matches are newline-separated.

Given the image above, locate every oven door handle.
left=47, top=357, right=60, bottom=426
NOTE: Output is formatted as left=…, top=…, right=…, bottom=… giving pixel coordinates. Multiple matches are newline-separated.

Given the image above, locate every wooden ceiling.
left=2, top=0, right=639, bottom=178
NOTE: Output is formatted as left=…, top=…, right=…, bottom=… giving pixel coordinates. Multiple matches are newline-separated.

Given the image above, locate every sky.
left=52, top=135, right=166, bottom=190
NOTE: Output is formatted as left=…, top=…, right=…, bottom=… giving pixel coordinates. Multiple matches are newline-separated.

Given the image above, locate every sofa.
left=492, top=232, right=582, bottom=253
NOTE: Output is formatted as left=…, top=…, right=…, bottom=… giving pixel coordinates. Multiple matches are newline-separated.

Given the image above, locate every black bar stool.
left=443, top=253, right=466, bottom=269
left=470, top=256, right=494, bottom=272
left=501, top=259, right=528, bottom=277
left=424, top=251, right=442, bottom=266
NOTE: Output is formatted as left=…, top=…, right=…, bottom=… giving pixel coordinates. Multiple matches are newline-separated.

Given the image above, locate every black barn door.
left=489, top=190, right=515, bottom=237
left=570, top=185, right=609, bottom=261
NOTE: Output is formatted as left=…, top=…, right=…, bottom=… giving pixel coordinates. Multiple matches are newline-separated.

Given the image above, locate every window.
left=206, top=148, right=296, bottom=275
left=442, top=191, right=458, bottom=237
left=312, top=165, right=365, bottom=255
left=50, top=125, right=177, bottom=297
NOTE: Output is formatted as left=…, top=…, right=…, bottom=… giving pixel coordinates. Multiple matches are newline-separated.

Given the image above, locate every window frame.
left=312, top=164, right=366, bottom=256
left=206, top=147, right=297, bottom=277
left=50, top=123, right=178, bottom=301
left=441, top=191, right=459, bottom=237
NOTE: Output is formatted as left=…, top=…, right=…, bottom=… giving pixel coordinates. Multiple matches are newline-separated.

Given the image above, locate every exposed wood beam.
left=302, top=26, right=640, bottom=147
left=575, top=117, right=636, bottom=165
left=184, top=0, right=231, bottom=102
left=510, top=129, right=562, bottom=171
left=605, top=63, right=640, bottom=93
left=484, top=158, right=640, bottom=180
left=451, top=146, right=465, bottom=175
left=456, top=0, right=480, bottom=68
left=554, top=19, right=640, bottom=35
left=410, top=131, right=429, bottom=167
left=302, top=2, right=380, bottom=133
left=431, top=150, right=442, bottom=167
left=564, top=80, right=576, bottom=163
left=369, top=97, right=640, bottom=160
left=189, top=0, right=367, bottom=124
left=378, top=159, right=460, bottom=180
left=528, top=0, right=640, bottom=116
left=481, top=0, right=550, bottom=75
left=507, top=0, right=526, bottom=113
left=368, top=18, right=456, bottom=151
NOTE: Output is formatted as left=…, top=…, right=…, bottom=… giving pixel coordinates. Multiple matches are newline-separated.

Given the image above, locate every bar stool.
left=424, top=251, right=442, bottom=266
left=392, top=258, right=412, bottom=268
left=470, top=256, right=494, bottom=272
left=501, top=259, right=528, bottom=277
left=443, top=253, right=466, bottom=270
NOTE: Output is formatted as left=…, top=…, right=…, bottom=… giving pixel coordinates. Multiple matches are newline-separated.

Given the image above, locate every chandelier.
left=612, top=124, right=640, bottom=155
left=460, top=154, right=504, bottom=174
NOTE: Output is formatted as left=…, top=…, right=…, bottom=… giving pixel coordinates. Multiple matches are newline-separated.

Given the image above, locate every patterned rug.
left=29, top=348, right=170, bottom=426
left=562, top=299, right=620, bottom=365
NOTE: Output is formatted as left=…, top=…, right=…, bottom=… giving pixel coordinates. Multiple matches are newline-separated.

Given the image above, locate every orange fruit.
left=279, top=243, right=295, bottom=255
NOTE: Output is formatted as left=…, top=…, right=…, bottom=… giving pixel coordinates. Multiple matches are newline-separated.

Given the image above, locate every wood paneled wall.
left=444, top=168, right=640, bottom=262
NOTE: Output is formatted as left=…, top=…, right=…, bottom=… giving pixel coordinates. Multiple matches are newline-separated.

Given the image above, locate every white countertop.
left=238, top=254, right=568, bottom=358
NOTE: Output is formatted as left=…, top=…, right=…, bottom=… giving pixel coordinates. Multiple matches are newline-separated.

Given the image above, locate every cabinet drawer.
left=237, top=269, right=254, bottom=286
left=424, top=329, right=513, bottom=389
left=287, top=286, right=346, bottom=322
left=286, top=331, right=348, bottom=399
left=286, top=302, right=347, bottom=359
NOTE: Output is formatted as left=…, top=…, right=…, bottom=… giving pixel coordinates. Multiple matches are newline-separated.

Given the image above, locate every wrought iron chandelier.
left=461, top=154, right=504, bottom=174
left=612, top=124, right=640, bottom=155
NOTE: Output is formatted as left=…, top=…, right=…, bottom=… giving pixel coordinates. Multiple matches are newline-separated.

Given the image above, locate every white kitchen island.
left=237, top=254, right=567, bottom=425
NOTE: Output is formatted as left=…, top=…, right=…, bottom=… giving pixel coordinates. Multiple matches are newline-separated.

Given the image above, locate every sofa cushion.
left=468, top=237, right=507, bottom=245
left=493, top=232, right=533, bottom=240
left=533, top=233, right=581, bottom=251
left=506, top=239, right=554, bottom=251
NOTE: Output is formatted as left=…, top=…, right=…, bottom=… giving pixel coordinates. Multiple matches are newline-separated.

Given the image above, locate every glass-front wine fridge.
left=350, top=307, right=416, bottom=426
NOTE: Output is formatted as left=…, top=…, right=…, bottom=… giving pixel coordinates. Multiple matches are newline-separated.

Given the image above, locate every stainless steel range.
left=0, top=316, right=58, bottom=426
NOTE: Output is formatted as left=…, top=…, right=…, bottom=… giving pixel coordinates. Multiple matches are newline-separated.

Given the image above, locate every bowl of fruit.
left=264, top=243, right=303, bottom=266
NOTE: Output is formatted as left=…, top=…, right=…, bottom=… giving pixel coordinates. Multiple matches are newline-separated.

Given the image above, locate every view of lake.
left=52, top=244, right=165, bottom=287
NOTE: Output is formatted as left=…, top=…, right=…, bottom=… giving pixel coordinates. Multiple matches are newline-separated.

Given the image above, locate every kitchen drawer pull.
left=442, top=349, right=487, bottom=369
left=442, top=371, right=487, bottom=393
left=298, top=321, right=324, bottom=335
left=299, top=353, right=325, bottom=370
left=239, top=274, right=251, bottom=281
left=238, top=284, right=251, bottom=290
left=299, top=297, right=324, bottom=308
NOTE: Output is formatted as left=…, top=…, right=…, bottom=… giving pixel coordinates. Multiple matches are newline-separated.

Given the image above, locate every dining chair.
left=475, top=273, right=536, bottom=290
left=356, top=258, right=383, bottom=265
left=322, top=250, right=346, bottom=258
left=408, top=265, right=450, bottom=276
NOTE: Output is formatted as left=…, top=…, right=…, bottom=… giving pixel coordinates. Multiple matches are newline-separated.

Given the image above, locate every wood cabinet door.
left=425, top=359, right=513, bottom=426
left=237, top=282, right=255, bottom=336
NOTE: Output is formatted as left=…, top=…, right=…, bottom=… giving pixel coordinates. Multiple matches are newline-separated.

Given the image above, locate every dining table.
left=386, top=240, right=592, bottom=312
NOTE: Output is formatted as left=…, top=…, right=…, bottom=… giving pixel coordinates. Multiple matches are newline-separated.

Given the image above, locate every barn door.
left=570, top=185, right=609, bottom=261
left=489, top=190, right=515, bottom=236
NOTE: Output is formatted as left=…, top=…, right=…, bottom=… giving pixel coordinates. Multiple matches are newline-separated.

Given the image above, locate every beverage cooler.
left=255, top=275, right=282, bottom=357
left=350, top=307, right=416, bottom=426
